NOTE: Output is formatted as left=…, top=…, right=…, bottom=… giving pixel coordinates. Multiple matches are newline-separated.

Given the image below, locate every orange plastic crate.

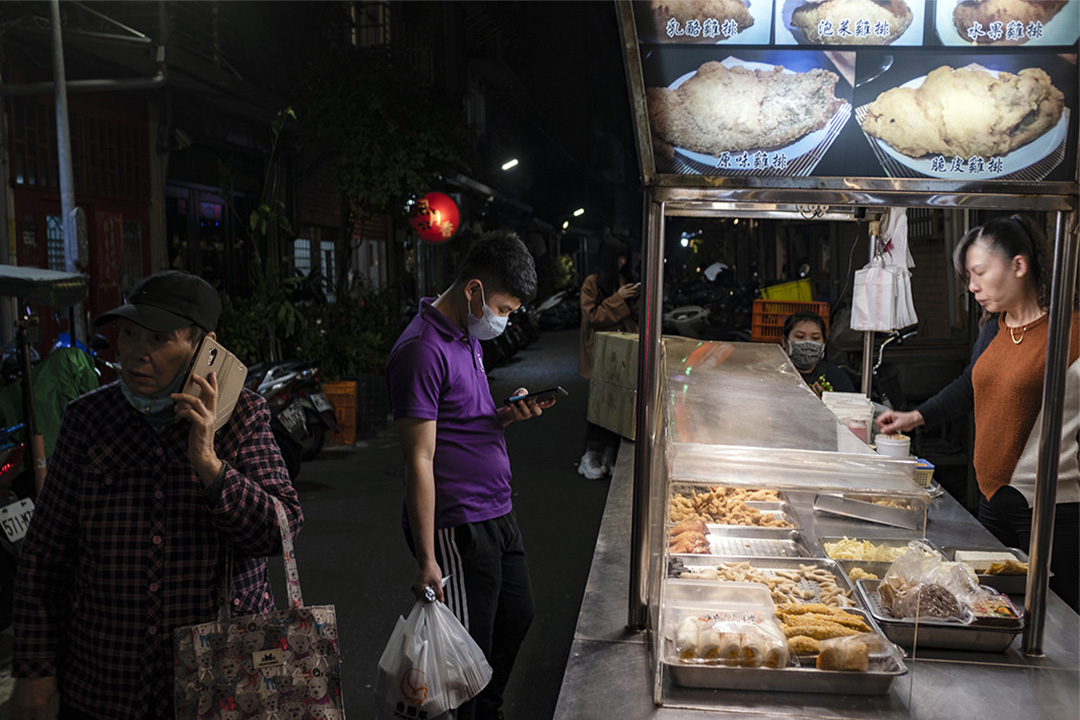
left=751, top=300, right=830, bottom=344
left=322, top=380, right=358, bottom=445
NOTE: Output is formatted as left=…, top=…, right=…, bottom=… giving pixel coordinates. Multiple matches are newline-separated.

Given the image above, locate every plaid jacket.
left=13, top=383, right=303, bottom=719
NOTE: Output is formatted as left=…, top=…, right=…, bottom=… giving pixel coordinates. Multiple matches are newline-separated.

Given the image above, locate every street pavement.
left=0, top=327, right=612, bottom=719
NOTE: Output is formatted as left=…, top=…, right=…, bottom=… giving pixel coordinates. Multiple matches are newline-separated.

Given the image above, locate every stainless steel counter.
left=554, top=446, right=1080, bottom=719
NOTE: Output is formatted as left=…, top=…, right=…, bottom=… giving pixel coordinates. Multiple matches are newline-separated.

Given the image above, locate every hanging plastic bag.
left=374, top=597, right=493, bottom=720
left=851, top=260, right=897, bottom=331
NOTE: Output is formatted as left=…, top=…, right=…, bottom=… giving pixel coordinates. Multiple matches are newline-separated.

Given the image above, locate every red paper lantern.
left=409, top=192, right=460, bottom=244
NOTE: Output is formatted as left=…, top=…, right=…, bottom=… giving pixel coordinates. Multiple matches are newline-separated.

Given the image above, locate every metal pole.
left=1023, top=211, right=1079, bottom=655
left=0, top=40, right=14, bottom=345
left=50, top=0, right=86, bottom=343
left=629, top=194, right=663, bottom=630
left=860, top=220, right=878, bottom=397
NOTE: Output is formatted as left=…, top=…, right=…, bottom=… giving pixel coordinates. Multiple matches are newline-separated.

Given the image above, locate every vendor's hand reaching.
left=875, top=409, right=925, bottom=435
left=616, top=282, right=640, bottom=301
left=172, top=371, right=224, bottom=486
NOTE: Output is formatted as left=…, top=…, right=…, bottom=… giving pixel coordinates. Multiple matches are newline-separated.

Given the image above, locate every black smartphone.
left=503, top=386, right=569, bottom=406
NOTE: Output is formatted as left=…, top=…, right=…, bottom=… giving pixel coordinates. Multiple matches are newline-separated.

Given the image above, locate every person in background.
left=877, top=214, right=1079, bottom=612
left=387, top=230, right=554, bottom=720
left=11, top=271, right=302, bottom=719
left=781, top=310, right=855, bottom=395
left=578, top=235, right=639, bottom=479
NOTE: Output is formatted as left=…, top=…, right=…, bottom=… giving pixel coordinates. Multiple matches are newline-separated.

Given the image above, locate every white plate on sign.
left=866, top=69, right=1070, bottom=179
left=667, top=57, right=850, bottom=169
left=936, top=0, right=1080, bottom=46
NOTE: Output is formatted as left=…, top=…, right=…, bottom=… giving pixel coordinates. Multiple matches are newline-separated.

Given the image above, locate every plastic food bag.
left=816, top=633, right=903, bottom=672
left=880, top=540, right=986, bottom=622
left=374, top=598, right=493, bottom=719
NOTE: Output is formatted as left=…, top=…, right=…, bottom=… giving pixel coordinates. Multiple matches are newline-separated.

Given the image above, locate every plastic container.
left=914, top=458, right=935, bottom=488
left=821, top=392, right=873, bottom=444
left=875, top=434, right=910, bottom=458
left=750, top=299, right=830, bottom=343
left=760, top=279, right=814, bottom=302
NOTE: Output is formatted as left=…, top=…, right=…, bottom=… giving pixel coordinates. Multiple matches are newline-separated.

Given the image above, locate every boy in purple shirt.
left=387, top=230, right=554, bottom=720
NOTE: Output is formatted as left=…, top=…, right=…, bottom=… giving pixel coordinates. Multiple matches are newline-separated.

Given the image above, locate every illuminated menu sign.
left=633, top=0, right=1079, bottom=183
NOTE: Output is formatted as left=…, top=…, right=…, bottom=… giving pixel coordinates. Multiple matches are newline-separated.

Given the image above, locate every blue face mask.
left=121, top=368, right=186, bottom=419
left=467, top=288, right=509, bottom=341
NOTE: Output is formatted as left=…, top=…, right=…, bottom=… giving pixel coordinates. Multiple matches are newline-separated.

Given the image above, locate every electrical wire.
left=832, top=216, right=863, bottom=323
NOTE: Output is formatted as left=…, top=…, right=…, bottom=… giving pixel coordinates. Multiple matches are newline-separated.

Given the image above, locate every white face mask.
left=467, top=287, right=508, bottom=341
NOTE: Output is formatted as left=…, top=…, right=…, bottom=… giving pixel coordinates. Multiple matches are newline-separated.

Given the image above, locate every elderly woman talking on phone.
left=876, top=215, right=1079, bottom=612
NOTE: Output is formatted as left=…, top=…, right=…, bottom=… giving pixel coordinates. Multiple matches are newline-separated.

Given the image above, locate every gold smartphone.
left=180, top=336, right=248, bottom=431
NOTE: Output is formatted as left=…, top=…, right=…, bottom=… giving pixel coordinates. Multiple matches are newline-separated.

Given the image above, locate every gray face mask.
left=788, top=340, right=825, bottom=371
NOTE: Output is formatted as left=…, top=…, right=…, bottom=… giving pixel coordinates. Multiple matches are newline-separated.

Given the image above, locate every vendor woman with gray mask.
left=781, top=310, right=854, bottom=395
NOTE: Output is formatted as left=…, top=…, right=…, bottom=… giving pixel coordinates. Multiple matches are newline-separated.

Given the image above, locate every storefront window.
left=46, top=215, right=65, bottom=270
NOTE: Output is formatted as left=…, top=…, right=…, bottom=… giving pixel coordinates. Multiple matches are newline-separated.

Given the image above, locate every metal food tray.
left=813, top=493, right=925, bottom=531
left=672, top=556, right=860, bottom=609
left=817, top=536, right=943, bottom=579
left=855, top=579, right=1023, bottom=652
left=942, top=546, right=1030, bottom=596
left=705, top=531, right=811, bottom=558
left=662, top=580, right=906, bottom=695
left=669, top=488, right=799, bottom=532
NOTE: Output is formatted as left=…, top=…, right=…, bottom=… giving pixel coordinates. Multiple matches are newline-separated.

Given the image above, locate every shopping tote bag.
left=174, top=500, right=344, bottom=719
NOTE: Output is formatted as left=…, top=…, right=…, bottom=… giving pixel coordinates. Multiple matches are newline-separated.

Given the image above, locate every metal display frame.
left=616, top=0, right=1079, bottom=681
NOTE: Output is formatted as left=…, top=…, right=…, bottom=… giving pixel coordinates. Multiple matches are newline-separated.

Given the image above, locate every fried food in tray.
left=677, top=562, right=856, bottom=607
left=647, top=61, right=844, bottom=156
left=669, top=485, right=792, bottom=527
left=860, top=64, right=1065, bottom=159
left=792, top=0, right=912, bottom=45
left=669, top=519, right=711, bottom=554
left=953, top=0, right=1068, bottom=45
left=645, top=0, right=755, bottom=40
left=774, top=603, right=873, bottom=656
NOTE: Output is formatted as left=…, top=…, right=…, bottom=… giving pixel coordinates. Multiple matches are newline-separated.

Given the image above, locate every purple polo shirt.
left=386, top=298, right=513, bottom=529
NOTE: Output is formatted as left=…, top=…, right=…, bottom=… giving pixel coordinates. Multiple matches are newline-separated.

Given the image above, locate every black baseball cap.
left=95, top=270, right=221, bottom=333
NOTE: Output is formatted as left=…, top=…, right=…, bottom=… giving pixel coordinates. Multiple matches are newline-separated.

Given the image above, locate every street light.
left=572, top=207, right=585, bottom=217
left=501, top=158, right=519, bottom=171
left=562, top=220, right=569, bottom=230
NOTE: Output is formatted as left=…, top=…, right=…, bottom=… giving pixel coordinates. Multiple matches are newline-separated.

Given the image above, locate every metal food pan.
left=664, top=653, right=906, bottom=695
left=817, top=535, right=942, bottom=564
left=812, top=493, right=925, bottom=531
left=672, top=556, right=860, bottom=609
left=855, top=579, right=1022, bottom=652
left=669, top=489, right=799, bottom=530
left=706, top=531, right=811, bottom=558
left=662, top=582, right=906, bottom=695
left=942, top=546, right=1030, bottom=596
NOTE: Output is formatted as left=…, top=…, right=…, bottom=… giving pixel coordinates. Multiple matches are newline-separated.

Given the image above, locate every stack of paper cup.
left=875, top=433, right=911, bottom=458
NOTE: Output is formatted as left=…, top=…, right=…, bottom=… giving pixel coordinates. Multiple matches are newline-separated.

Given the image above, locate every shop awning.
left=0, top=265, right=89, bottom=307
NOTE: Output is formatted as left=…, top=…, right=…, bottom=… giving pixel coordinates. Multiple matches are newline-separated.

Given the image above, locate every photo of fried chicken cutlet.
left=647, top=0, right=755, bottom=37
left=860, top=65, right=1064, bottom=158
left=953, top=0, right=1068, bottom=45
left=647, top=62, right=844, bottom=156
left=792, top=0, right=913, bottom=45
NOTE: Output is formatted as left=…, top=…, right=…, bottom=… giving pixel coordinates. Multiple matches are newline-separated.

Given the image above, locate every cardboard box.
left=591, top=331, right=640, bottom=388
left=587, top=377, right=637, bottom=440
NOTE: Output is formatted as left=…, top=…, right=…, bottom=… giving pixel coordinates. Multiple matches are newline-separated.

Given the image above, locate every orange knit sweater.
left=972, top=312, right=1080, bottom=500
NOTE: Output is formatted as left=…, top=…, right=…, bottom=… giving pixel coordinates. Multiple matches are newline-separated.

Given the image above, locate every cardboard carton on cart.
left=588, top=331, right=639, bottom=440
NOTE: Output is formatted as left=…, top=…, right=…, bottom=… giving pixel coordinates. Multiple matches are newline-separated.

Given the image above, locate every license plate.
left=280, top=402, right=306, bottom=433
left=0, top=498, right=35, bottom=543
left=310, top=392, right=333, bottom=413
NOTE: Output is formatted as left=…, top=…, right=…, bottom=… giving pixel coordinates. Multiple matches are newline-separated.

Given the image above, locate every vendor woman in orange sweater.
left=877, top=214, right=1079, bottom=612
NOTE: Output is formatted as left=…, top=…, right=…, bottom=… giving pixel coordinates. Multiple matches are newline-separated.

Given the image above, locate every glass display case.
left=647, top=337, right=954, bottom=712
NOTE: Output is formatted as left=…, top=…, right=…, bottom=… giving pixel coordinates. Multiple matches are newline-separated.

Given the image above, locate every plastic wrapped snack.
left=815, top=633, right=902, bottom=672
left=880, top=540, right=986, bottom=622
left=673, top=613, right=792, bottom=668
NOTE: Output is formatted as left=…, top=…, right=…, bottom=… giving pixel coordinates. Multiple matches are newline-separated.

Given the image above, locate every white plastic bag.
left=851, top=261, right=918, bottom=332
left=374, top=599, right=493, bottom=719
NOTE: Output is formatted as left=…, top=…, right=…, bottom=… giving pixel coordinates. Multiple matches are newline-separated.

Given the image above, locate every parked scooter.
left=0, top=424, right=33, bottom=629
left=245, top=360, right=340, bottom=479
